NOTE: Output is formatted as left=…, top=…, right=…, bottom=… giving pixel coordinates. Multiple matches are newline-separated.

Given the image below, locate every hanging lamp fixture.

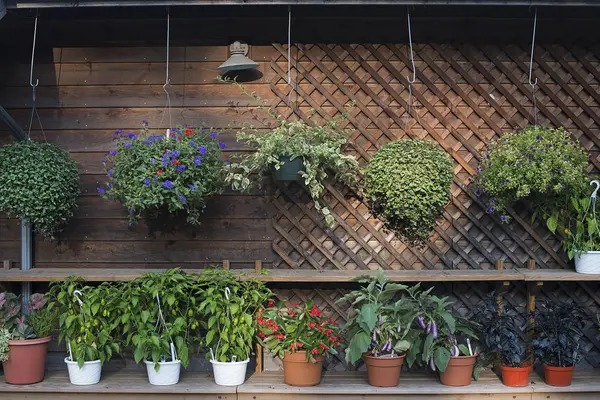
left=218, top=41, right=258, bottom=72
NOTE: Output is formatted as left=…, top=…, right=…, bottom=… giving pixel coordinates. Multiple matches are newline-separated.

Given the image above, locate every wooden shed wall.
left=0, top=8, right=599, bottom=369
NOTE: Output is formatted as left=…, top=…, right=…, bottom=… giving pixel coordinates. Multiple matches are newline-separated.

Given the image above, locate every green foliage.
left=225, top=82, right=359, bottom=227
left=338, top=269, right=413, bottom=364
left=0, top=141, right=80, bottom=239
left=101, top=125, right=227, bottom=227
left=195, top=268, right=272, bottom=363
left=0, top=328, right=10, bottom=362
left=258, top=301, right=342, bottom=362
left=121, top=269, right=195, bottom=370
left=49, top=278, right=121, bottom=368
left=560, top=193, right=600, bottom=259
left=0, top=292, right=57, bottom=344
left=472, top=126, right=588, bottom=227
left=364, top=140, right=453, bottom=242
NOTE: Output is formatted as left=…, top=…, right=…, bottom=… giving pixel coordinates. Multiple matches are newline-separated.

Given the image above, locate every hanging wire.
left=528, top=7, right=538, bottom=125
left=161, top=7, right=173, bottom=136
left=404, top=6, right=418, bottom=133
left=27, top=13, right=45, bottom=141
left=287, top=5, right=292, bottom=86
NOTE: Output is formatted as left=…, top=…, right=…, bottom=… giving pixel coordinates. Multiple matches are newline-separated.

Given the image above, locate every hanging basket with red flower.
left=99, top=124, right=227, bottom=227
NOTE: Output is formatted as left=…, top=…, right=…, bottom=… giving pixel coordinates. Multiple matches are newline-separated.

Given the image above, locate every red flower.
left=318, top=325, right=323, bottom=332
left=309, top=305, right=322, bottom=317
left=329, top=336, right=337, bottom=342
left=272, top=324, right=279, bottom=332
left=173, top=159, right=181, bottom=165
left=258, top=332, right=266, bottom=338
left=324, top=329, right=332, bottom=337
left=311, top=348, right=319, bottom=355
left=296, top=342, right=303, bottom=348
left=290, top=303, right=299, bottom=307
left=334, top=321, right=339, bottom=325
left=327, top=318, right=333, bottom=324
left=319, top=343, right=325, bottom=349
left=185, top=128, right=193, bottom=136
left=156, top=170, right=164, bottom=176
left=307, top=322, right=316, bottom=328
left=275, top=334, right=285, bottom=340
left=289, top=311, right=296, bottom=317
left=267, top=319, right=274, bottom=326
left=267, top=300, right=275, bottom=307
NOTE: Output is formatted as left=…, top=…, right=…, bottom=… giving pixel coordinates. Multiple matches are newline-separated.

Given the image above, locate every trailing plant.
left=121, top=269, right=195, bottom=370
left=0, top=328, right=10, bottom=362
left=558, top=191, right=600, bottom=259
left=363, top=140, right=453, bottom=242
left=471, top=125, right=588, bottom=228
left=225, top=82, right=359, bottom=227
left=532, top=299, right=587, bottom=367
left=471, top=295, right=530, bottom=377
left=0, top=141, right=80, bottom=239
left=258, top=301, right=342, bottom=362
left=101, top=124, right=227, bottom=227
left=195, top=268, right=272, bottom=363
left=49, top=278, right=121, bottom=368
left=338, top=269, right=413, bottom=364
left=402, top=284, right=477, bottom=372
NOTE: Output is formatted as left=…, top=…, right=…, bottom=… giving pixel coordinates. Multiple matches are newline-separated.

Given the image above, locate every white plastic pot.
left=574, top=251, right=600, bottom=274
left=210, top=358, right=250, bottom=386
left=64, top=357, right=102, bottom=385
left=144, top=359, right=181, bottom=386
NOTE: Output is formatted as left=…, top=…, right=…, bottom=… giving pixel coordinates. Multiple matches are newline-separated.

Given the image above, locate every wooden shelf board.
left=522, top=269, right=600, bottom=281
left=531, top=368, right=600, bottom=392
left=0, top=267, right=525, bottom=282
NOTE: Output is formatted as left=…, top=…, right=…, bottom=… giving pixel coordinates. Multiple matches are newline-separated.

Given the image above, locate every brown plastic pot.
left=500, top=364, right=532, bottom=387
left=439, top=355, right=477, bottom=386
left=282, top=351, right=324, bottom=386
left=544, top=364, right=575, bottom=387
left=2, top=336, right=52, bottom=384
left=363, top=353, right=406, bottom=387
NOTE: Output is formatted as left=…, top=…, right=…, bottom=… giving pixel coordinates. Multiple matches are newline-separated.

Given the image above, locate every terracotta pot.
left=544, top=364, right=575, bottom=387
left=500, top=364, right=532, bottom=387
left=363, top=353, right=406, bottom=387
left=439, top=355, right=477, bottom=386
left=282, top=351, right=324, bottom=386
left=2, top=336, right=51, bottom=384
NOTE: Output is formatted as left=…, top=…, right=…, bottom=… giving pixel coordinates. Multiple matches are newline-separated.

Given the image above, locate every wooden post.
left=222, top=260, right=230, bottom=270
left=495, top=260, right=509, bottom=315
left=255, top=260, right=263, bottom=374
left=3, top=260, right=12, bottom=270
left=527, top=259, right=542, bottom=351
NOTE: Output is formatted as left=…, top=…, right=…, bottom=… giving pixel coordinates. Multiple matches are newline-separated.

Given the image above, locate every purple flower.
left=199, top=146, right=207, bottom=155
left=486, top=205, right=495, bottom=214
left=144, top=178, right=151, bottom=187
left=97, top=187, right=106, bottom=195
left=219, top=141, right=226, bottom=149
left=210, top=131, right=219, bottom=138
left=474, top=188, right=482, bottom=197
left=113, top=129, right=123, bottom=135
left=536, top=135, right=541, bottom=141
left=178, top=194, right=187, bottom=204
left=162, top=161, right=169, bottom=167
left=151, top=158, right=156, bottom=165
left=163, top=180, right=174, bottom=189
left=142, top=120, right=149, bottom=126
left=171, top=150, right=180, bottom=158
left=190, top=141, right=196, bottom=147
left=188, top=184, right=197, bottom=191
left=501, top=215, right=507, bottom=223
left=109, top=150, right=118, bottom=156
left=177, top=165, right=186, bottom=173
left=194, top=156, right=203, bottom=166
left=126, top=132, right=137, bottom=140
left=225, top=160, right=231, bottom=166
left=124, top=143, right=132, bottom=149
left=153, top=177, right=158, bottom=183
left=107, top=170, right=113, bottom=177
left=128, top=208, right=136, bottom=213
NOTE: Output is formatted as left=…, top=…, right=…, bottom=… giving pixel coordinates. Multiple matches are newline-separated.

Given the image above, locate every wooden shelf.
left=522, top=269, right=600, bottom=281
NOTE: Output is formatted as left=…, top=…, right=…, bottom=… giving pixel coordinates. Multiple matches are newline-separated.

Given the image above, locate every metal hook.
left=406, top=6, right=416, bottom=85
left=73, top=290, right=83, bottom=306
left=224, top=287, right=230, bottom=300
left=590, top=180, right=600, bottom=199
left=528, top=7, right=538, bottom=88
left=29, top=14, right=39, bottom=89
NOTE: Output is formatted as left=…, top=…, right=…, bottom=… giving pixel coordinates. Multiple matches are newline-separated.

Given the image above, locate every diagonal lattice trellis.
left=266, top=43, right=600, bottom=369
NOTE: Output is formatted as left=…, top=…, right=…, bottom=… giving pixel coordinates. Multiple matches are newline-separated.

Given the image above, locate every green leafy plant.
left=364, top=140, right=453, bottom=242
left=0, top=141, right=80, bottom=239
left=258, top=301, right=342, bottom=362
left=121, top=269, right=195, bottom=370
left=471, top=126, right=588, bottom=228
left=225, top=83, right=359, bottom=227
left=559, top=192, right=600, bottom=259
left=49, top=278, right=121, bottom=368
left=0, top=328, right=10, bottom=362
left=101, top=124, right=227, bottom=227
left=338, top=269, right=413, bottom=364
left=402, top=285, right=477, bottom=372
left=0, top=292, right=58, bottom=342
left=532, top=300, right=587, bottom=367
left=195, top=268, right=272, bottom=362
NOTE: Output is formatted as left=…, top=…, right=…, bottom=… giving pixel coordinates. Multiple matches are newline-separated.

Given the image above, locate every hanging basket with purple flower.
left=99, top=124, right=227, bottom=227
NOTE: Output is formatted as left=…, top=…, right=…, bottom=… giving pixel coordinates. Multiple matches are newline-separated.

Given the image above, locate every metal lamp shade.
left=218, top=41, right=259, bottom=72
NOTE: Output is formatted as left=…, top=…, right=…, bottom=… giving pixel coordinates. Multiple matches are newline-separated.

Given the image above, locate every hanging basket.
left=65, top=357, right=102, bottom=385
left=574, top=251, right=600, bottom=274
left=271, top=156, right=304, bottom=182
left=210, top=357, right=250, bottom=386
left=144, top=359, right=181, bottom=386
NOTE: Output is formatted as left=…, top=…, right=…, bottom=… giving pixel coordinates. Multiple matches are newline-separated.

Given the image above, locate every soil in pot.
left=439, top=355, right=477, bottom=387
left=2, top=336, right=52, bottom=385
left=363, top=353, right=406, bottom=387
left=500, top=364, right=532, bottom=387
left=282, top=351, right=324, bottom=386
left=271, top=156, right=304, bottom=182
left=544, top=365, right=575, bottom=387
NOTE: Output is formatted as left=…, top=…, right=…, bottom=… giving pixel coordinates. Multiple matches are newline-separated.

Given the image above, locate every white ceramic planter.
left=210, top=358, right=250, bottom=386
left=64, top=357, right=102, bottom=385
left=144, top=359, right=181, bottom=386
left=574, top=251, right=600, bottom=274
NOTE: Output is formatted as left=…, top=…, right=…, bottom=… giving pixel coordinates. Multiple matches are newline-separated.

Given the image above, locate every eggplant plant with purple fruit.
left=338, top=269, right=415, bottom=364
left=402, top=284, right=477, bottom=372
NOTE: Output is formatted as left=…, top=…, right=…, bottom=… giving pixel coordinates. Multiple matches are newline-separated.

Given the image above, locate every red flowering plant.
left=257, top=300, right=342, bottom=362
left=100, top=123, right=227, bottom=227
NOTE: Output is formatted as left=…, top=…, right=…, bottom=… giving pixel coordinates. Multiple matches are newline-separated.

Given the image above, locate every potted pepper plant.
left=195, top=268, right=272, bottom=386
left=0, top=292, right=58, bottom=384
left=533, top=299, right=587, bottom=387
left=401, top=284, right=478, bottom=387
left=49, top=279, right=121, bottom=385
left=472, top=295, right=531, bottom=387
left=338, top=269, right=413, bottom=387
left=121, top=269, right=194, bottom=386
left=258, top=301, right=342, bottom=386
